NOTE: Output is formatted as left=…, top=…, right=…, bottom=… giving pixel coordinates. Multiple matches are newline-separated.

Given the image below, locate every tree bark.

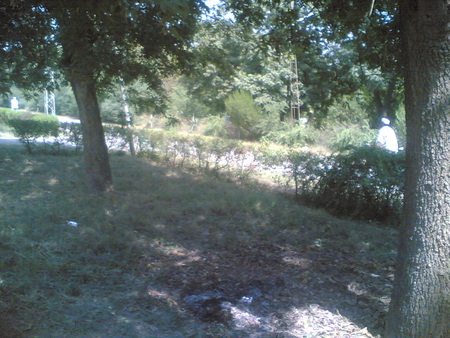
left=386, top=1, right=450, bottom=337
left=69, top=75, right=113, bottom=192
left=58, top=8, right=113, bottom=193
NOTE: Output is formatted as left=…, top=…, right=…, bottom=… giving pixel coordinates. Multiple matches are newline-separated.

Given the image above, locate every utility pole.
left=44, top=71, right=56, bottom=115
left=120, top=80, right=136, bottom=155
left=289, top=55, right=301, bottom=122
left=44, top=89, right=56, bottom=115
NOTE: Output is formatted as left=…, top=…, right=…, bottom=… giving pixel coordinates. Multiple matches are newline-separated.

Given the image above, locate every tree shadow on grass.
left=0, top=152, right=397, bottom=337
left=109, top=155, right=397, bottom=337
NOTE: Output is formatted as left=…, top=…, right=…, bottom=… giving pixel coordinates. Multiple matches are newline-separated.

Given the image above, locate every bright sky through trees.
left=205, top=0, right=221, bottom=8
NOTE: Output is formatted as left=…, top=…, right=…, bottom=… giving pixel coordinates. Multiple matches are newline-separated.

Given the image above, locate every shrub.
left=328, top=122, right=377, bottom=152
left=203, top=115, right=228, bottom=138
left=103, top=125, right=128, bottom=151
left=224, top=90, right=263, bottom=140
left=134, top=129, right=165, bottom=160
left=165, top=116, right=182, bottom=130
left=7, top=114, right=59, bottom=153
left=258, top=147, right=329, bottom=196
left=264, top=122, right=319, bottom=147
left=261, top=146, right=405, bottom=225
left=0, top=108, right=22, bottom=123
left=309, top=147, right=405, bottom=225
left=59, top=122, right=83, bottom=153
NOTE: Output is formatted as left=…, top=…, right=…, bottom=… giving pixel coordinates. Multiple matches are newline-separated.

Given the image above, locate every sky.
left=205, top=0, right=221, bottom=8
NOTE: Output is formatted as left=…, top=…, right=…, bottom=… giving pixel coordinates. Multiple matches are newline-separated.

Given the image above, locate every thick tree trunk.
left=70, top=76, right=113, bottom=192
left=57, top=9, right=113, bottom=193
left=385, top=1, right=450, bottom=337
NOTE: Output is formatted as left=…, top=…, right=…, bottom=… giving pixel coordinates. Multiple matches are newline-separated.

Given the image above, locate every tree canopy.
left=1, top=0, right=205, bottom=191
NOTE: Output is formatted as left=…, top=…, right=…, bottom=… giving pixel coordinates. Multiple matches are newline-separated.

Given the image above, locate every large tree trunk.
left=70, top=74, right=113, bottom=192
left=385, top=1, right=450, bottom=337
left=58, top=9, right=113, bottom=193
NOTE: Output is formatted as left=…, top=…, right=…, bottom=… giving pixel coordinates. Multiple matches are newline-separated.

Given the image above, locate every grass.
left=0, top=143, right=398, bottom=337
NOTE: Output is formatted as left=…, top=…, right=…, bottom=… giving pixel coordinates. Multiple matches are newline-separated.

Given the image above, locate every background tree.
left=0, top=2, right=57, bottom=94
left=226, top=0, right=404, bottom=125
left=1, top=0, right=203, bottom=192
left=224, top=89, right=262, bottom=139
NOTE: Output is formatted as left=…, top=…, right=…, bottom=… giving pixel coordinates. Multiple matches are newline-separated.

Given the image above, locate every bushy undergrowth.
left=263, top=121, right=319, bottom=147
left=0, top=108, right=22, bottom=123
left=328, top=122, right=377, bottom=152
left=2, top=113, right=404, bottom=225
left=263, top=146, right=405, bottom=225
left=134, top=129, right=259, bottom=178
left=7, top=114, right=60, bottom=153
left=203, top=115, right=228, bottom=138
left=311, top=147, right=404, bottom=224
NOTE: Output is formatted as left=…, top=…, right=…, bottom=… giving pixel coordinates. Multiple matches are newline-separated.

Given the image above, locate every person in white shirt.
left=10, top=97, right=19, bottom=110
left=376, top=117, right=398, bottom=153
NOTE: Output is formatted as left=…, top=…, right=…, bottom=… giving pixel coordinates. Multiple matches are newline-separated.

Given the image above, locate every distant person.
left=376, top=117, right=398, bottom=153
left=10, top=97, right=19, bottom=110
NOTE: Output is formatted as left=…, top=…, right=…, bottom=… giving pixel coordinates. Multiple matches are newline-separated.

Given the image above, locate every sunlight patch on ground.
left=20, top=191, right=45, bottom=201
left=47, top=177, right=59, bottom=186
left=147, top=288, right=180, bottom=309
left=282, top=255, right=312, bottom=269
left=285, top=304, right=373, bottom=337
left=150, top=239, right=199, bottom=258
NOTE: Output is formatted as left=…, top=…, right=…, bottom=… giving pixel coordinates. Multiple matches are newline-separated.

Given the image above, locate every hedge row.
left=4, top=114, right=405, bottom=225
left=133, top=129, right=260, bottom=177
left=259, top=146, right=405, bottom=225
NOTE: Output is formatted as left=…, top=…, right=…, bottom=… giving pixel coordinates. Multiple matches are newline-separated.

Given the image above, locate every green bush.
left=59, top=122, right=83, bottom=153
left=133, top=129, right=259, bottom=178
left=203, top=115, right=228, bottom=138
left=264, top=122, right=319, bottom=147
left=328, top=122, right=377, bottom=152
left=261, top=146, right=405, bottom=225
left=0, top=108, right=22, bottom=123
left=103, top=125, right=129, bottom=151
left=224, top=90, right=263, bottom=140
left=258, top=147, right=329, bottom=196
left=7, top=114, right=59, bottom=153
left=134, top=129, right=165, bottom=160
left=165, top=116, right=182, bottom=130
left=309, top=147, right=405, bottom=225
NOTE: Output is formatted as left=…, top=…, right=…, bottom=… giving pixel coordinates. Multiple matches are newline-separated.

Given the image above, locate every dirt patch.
left=138, top=238, right=393, bottom=336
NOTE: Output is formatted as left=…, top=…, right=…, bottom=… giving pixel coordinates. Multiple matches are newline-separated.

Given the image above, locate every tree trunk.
left=386, top=1, right=450, bottom=337
left=70, top=76, right=113, bottom=192
left=57, top=9, right=113, bottom=193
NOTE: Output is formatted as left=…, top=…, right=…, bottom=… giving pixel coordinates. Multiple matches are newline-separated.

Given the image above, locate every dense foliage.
left=308, top=147, right=404, bottom=224
left=7, top=114, right=59, bottom=153
left=259, top=145, right=404, bottom=225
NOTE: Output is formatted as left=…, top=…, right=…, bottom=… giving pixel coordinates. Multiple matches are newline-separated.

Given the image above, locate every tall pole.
left=44, top=71, right=56, bottom=115
left=44, top=89, right=56, bottom=115
left=119, top=81, right=136, bottom=155
left=289, top=55, right=301, bottom=121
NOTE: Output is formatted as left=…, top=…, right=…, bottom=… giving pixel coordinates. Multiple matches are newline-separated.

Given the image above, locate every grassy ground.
left=0, top=143, right=398, bottom=337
